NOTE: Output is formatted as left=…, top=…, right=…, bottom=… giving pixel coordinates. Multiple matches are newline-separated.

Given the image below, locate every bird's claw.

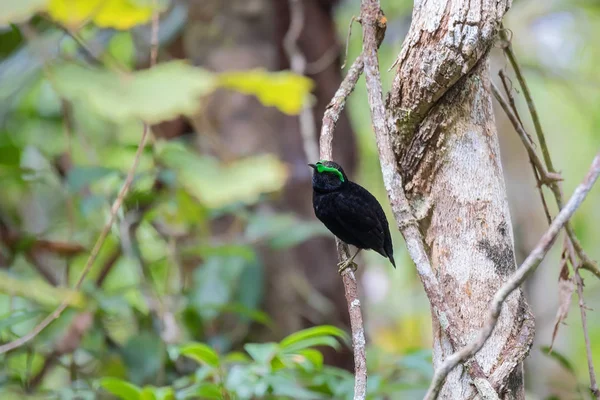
left=337, top=260, right=358, bottom=275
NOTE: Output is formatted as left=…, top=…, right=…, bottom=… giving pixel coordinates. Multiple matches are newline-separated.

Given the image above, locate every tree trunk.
left=386, top=0, right=534, bottom=397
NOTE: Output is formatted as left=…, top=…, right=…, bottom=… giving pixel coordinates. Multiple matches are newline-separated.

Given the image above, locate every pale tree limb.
left=286, top=6, right=367, bottom=396
left=283, top=0, right=319, bottom=164
left=424, top=152, right=600, bottom=400
left=318, top=55, right=367, bottom=400
left=0, top=4, right=161, bottom=355
left=358, top=0, right=500, bottom=397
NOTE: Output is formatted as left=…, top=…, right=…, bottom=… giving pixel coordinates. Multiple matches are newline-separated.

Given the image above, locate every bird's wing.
left=332, top=188, right=386, bottom=251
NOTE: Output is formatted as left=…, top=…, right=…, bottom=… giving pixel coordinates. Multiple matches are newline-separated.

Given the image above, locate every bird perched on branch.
left=309, top=160, right=396, bottom=273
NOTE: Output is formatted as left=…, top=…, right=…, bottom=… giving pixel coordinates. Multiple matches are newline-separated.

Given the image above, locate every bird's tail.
left=388, top=254, right=396, bottom=269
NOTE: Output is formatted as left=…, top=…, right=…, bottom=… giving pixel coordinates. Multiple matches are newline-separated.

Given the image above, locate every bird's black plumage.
left=309, top=160, right=396, bottom=268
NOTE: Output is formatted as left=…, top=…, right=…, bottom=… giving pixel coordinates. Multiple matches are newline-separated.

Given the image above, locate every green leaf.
left=0, top=270, right=86, bottom=309
left=280, top=325, right=348, bottom=350
left=99, top=377, right=141, bottom=400
left=540, top=345, right=576, bottom=375
left=139, top=388, right=157, bottom=400
left=223, top=351, right=251, bottom=364
left=48, top=0, right=162, bottom=30
left=188, top=257, right=247, bottom=320
left=184, top=244, right=255, bottom=261
left=235, top=261, right=265, bottom=322
left=106, top=31, right=135, bottom=69
left=179, top=343, right=220, bottom=368
left=66, top=166, right=120, bottom=192
left=267, top=374, right=325, bottom=399
left=0, top=0, right=47, bottom=26
left=200, top=303, right=272, bottom=327
left=244, top=342, right=279, bottom=365
left=192, top=384, right=222, bottom=399
left=0, top=309, right=43, bottom=331
left=245, top=213, right=329, bottom=249
left=219, top=69, right=314, bottom=115
left=121, top=332, right=163, bottom=385
left=295, top=348, right=324, bottom=370
left=157, top=142, right=288, bottom=209
left=0, top=143, right=21, bottom=166
left=51, top=61, right=216, bottom=124
left=280, top=336, right=342, bottom=354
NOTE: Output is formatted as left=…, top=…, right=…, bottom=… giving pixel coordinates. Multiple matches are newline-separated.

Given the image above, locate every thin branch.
left=318, top=59, right=368, bottom=400
left=499, top=63, right=599, bottom=396
left=339, top=243, right=368, bottom=399
left=499, top=27, right=554, bottom=173
left=498, top=70, right=524, bottom=127
left=499, top=27, right=600, bottom=278
left=424, top=152, right=600, bottom=400
left=305, top=45, right=340, bottom=75
left=0, top=5, right=161, bottom=355
left=574, top=266, right=600, bottom=398
left=283, top=0, right=319, bottom=164
left=566, top=238, right=600, bottom=399
left=320, top=55, right=364, bottom=158
left=491, top=82, right=560, bottom=185
left=359, top=1, right=499, bottom=396
left=498, top=69, right=554, bottom=224
left=316, top=26, right=370, bottom=400
left=341, top=16, right=358, bottom=70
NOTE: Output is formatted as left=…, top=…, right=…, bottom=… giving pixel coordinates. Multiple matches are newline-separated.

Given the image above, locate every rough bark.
left=386, top=0, right=534, bottom=398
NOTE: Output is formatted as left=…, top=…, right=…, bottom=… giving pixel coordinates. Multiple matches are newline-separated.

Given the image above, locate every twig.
left=315, top=21, right=370, bottom=400
left=0, top=129, right=151, bottom=355
left=305, top=45, right=340, bottom=75
left=498, top=62, right=600, bottom=396
left=574, top=266, right=600, bottom=398
left=499, top=27, right=554, bottom=173
left=341, top=16, right=358, bottom=70
left=498, top=69, right=554, bottom=223
left=95, top=247, right=122, bottom=287
left=318, top=57, right=368, bottom=400
left=320, top=55, right=364, bottom=157
left=498, top=70, right=524, bottom=127
left=491, top=82, right=560, bottom=185
left=283, top=0, right=319, bottom=164
left=424, top=152, right=600, bottom=400
left=359, top=1, right=498, bottom=396
left=499, top=28, right=600, bottom=278
left=565, top=237, right=600, bottom=399
left=0, top=5, right=161, bottom=355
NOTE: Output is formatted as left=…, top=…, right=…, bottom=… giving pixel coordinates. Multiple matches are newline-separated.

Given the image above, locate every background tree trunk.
left=386, top=0, right=534, bottom=397
left=159, top=0, right=357, bottom=369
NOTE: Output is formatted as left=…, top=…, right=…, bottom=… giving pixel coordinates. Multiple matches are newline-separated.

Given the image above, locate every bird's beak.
left=308, top=163, right=316, bottom=169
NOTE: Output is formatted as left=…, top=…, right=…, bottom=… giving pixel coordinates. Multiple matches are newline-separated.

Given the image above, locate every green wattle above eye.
left=315, top=163, right=344, bottom=182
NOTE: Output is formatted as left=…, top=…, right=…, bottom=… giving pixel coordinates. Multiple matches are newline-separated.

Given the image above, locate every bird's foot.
left=337, top=260, right=358, bottom=275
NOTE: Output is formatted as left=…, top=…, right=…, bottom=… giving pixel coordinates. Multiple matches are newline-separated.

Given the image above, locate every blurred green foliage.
left=1, top=0, right=599, bottom=399
left=0, top=1, right=432, bottom=398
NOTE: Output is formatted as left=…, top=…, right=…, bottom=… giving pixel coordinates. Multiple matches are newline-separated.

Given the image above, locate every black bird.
left=309, top=160, right=396, bottom=273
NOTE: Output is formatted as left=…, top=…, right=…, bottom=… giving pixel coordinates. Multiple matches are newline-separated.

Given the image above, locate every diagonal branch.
left=0, top=4, right=161, bottom=355
left=498, top=28, right=600, bottom=279
left=424, top=152, right=600, bottom=400
left=318, top=53, right=367, bottom=399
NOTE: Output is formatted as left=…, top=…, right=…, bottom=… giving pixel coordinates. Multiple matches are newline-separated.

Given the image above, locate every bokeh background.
left=0, top=0, right=599, bottom=398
